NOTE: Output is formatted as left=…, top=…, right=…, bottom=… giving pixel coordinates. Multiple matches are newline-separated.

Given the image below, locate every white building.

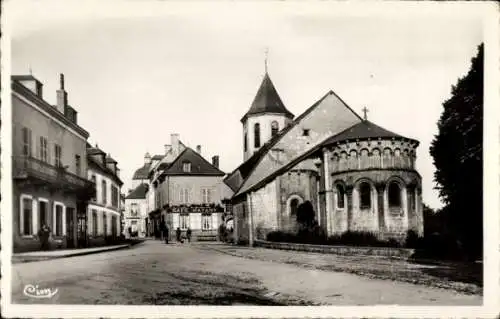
left=86, top=145, right=123, bottom=244
left=124, top=183, right=148, bottom=237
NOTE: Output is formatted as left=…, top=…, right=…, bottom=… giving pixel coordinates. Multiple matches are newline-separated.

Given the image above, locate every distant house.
left=225, top=70, right=423, bottom=245
left=142, top=136, right=233, bottom=241
left=124, top=183, right=149, bottom=237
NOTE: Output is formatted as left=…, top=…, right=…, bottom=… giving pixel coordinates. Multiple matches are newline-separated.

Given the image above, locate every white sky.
left=6, top=0, right=485, bottom=209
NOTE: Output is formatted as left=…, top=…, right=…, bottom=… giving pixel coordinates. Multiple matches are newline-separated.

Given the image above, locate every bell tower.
left=241, top=52, right=294, bottom=161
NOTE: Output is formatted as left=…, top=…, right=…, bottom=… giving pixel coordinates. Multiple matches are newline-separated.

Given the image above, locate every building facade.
left=145, top=135, right=233, bottom=241
left=12, top=74, right=94, bottom=252
left=124, top=183, right=148, bottom=237
left=86, top=145, right=123, bottom=245
left=226, top=71, right=424, bottom=245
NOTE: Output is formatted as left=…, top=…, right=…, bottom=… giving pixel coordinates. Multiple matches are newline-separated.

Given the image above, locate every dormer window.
left=303, top=129, right=310, bottom=137
left=183, top=161, right=191, bottom=173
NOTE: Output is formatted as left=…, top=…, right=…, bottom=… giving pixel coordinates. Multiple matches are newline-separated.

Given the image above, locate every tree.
left=429, top=43, right=483, bottom=260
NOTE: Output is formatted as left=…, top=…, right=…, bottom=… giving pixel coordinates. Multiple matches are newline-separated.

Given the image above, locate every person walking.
left=37, top=224, right=51, bottom=251
left=176, top=227, right=182, bottom=243
left=186, top=227, right=192, bottom=243
left=164, top=225, right=169, bottom=244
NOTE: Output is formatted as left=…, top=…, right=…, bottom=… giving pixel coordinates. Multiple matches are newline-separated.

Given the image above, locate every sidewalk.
left=12, top=244, right=133, bottom=264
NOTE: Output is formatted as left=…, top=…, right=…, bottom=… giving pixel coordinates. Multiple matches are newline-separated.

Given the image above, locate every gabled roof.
left=87, top=155, right=123, bottom=186
left=321, top=120, right=412, bottom=145
left=106, top=156, right=117, bottom=164
left=225, top=90, right=353, bottom=194
left=234, top=90, right=364, bottom=197
left=151, top=154, right=164, bottom=160
left=125, top=183, right=148, bottom=200
left=87, top=146, right=105, bottom=156
left=163, top=148, right=225, bottom=176
left=241, top=73, right=294, bottom=123
left=133, top=163, right=151, bottom=180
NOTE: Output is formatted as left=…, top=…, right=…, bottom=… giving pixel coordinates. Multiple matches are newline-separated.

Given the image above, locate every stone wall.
left=255, top=240, right=415, bottom=258
left=250, top=179, right=279, bottom=239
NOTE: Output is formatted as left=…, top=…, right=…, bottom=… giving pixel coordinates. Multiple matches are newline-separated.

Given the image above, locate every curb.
left=12, top=242, right=143, bottom=264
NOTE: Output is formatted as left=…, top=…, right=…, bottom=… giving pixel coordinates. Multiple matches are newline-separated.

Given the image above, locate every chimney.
left=164, top=144, right=172, bottom=155
left=56, top=73, right=67, bottom=114
left=212, top=155, right=219, bottom=168
left=171, top=133, right=180, bottom=156
left=196, top=145, right=201, bottom=154
left=144, top=152, right=152, bottom=165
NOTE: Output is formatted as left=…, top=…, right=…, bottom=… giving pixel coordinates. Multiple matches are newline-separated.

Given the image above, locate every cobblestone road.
left=11, top=240, right=482, bottom=305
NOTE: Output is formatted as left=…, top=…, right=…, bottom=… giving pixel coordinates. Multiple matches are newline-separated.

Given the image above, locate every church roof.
left=226, top=90, right=353, bottom=194
left=125, top=183, right=149, bottom=200
left=241, top=73, right=294, bottom=122
left=133, top=163, right=151, bottom=180
left=163, top=148, right=225, bottom=176
left=322, top=120, right=418, bottom=146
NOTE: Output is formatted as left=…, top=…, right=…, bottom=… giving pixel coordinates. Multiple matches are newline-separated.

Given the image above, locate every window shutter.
left=36, top=136, right=41, bottom=160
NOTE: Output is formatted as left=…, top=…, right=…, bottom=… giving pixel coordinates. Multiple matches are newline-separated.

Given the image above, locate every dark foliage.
left=429, top=43, right=483, bottom=260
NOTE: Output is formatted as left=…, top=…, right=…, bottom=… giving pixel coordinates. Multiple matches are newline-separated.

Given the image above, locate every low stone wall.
left=254, top=240, right=415, bottom=258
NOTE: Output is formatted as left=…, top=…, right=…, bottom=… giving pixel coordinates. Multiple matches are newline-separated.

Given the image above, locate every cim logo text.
left=23, top=284, right=58, bottom=299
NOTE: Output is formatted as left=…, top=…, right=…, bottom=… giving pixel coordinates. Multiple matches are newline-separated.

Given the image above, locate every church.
left=225, top=70, right=424, bottom=245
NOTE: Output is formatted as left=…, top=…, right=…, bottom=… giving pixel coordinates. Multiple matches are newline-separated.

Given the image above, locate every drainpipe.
left=323, top=148, right=333, bottom=235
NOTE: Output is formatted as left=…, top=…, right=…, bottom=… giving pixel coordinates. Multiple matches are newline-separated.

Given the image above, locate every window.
left=180, top=188, right=189, bottom=203
left=91, top=175, right=97, bottom=201
left=75, top=155, right=81, bottom=176
left=183, top=162, right=191, bottom=173
left=290, top=198, right=300, bottom=216
left=271, top=121, right=279, bottom=137
left=103, top=213, right=107, bottom=236
left=131, top=203, right=139, bottom=217
left=102, top=180, right=107, bottom=205
left=388, top=182, right=402, bottom=208
left=254, top=123, right=261, bottom=148
left=244, top=132, right=248, bottom=152
left=302, top=129, right=310, bottom=137
left=39, top=200, right=48, bottom=227
left=55, top=204, right=63, bottom=236
left=359, top=182, right=371, bottom=209
left=21, top=197, right=33, bottom=235
left=202, top=188, right=211, bottom=204
left=112, top=186, right=119, bottom=208
left=54, top=144, right=62, bottom=167
left=39, top=136, right=48, bottom=162
left=336, top=184, right=345, bottom=209
left=180, top=214, right=189, bottom=230
left=92, top=210, right=98, bottom=236
left=22, top=127, right=32, bottom=157
left=202, top=214, right=212, bottom=230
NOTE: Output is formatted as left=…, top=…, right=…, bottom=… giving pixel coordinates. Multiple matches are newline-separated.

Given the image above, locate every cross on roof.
left=362, top=107, right=369, bottom=121
left=264, top=47, right=269, bottom=73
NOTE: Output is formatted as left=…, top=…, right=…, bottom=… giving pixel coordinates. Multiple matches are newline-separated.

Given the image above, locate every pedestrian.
left=37, top=224, right=51, bottom=251
left=160, top=219, right=166, bottom=241
left=186, top=227, right=192, bottom=243
left=164, top=225, right=169, bottom=244
left=176, top=227, right=182, bottom=243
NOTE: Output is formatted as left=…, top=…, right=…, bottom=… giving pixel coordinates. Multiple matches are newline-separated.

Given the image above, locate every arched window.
left=254, top=123, right=261, bottom=148
left=372, top=148, right=381, bottom=168
left=271, top=121, right=279, bottom=137
left=388, top=182, right=402, bottom=208
left=360, top=149, right=369, bottom=169
left=244, top=132, right=248, bottom=152
left=290, top=198, right=300, bottom=216
left=336, top=184, right=345, bottom=209
left=359, top=182, right=371, bottom=209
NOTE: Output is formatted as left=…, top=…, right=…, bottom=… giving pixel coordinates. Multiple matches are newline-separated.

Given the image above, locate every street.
left=11, top=240, right=482, bottom=305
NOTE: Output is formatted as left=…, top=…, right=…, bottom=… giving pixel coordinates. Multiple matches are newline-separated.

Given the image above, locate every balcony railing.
left=13, top=156, right=93, bottom=191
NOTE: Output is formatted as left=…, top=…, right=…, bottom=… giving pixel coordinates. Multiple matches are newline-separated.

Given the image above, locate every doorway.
left=66, top=207, right=75, bottom=248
